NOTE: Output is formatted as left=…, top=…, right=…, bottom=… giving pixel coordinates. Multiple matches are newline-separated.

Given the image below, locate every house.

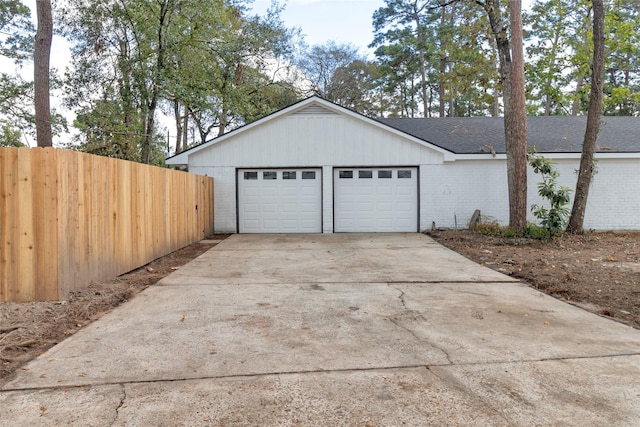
left=166, top=96, right=640, bottom=233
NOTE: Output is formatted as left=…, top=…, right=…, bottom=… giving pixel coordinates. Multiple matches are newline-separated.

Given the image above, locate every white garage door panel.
left=238, top=169, right=322, bottom=233
left=334, top=167, right=418, bottom=232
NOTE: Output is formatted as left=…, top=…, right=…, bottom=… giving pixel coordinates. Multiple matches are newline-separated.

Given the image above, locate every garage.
left=167, top=97, right=640, bottom=233
left=237, top=168, right=322, bottom=233
left=334, top=167, right=418, bottom=232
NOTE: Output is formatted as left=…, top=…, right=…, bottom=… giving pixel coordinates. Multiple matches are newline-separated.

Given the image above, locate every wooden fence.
left=1, top=147, right=214, bottom=302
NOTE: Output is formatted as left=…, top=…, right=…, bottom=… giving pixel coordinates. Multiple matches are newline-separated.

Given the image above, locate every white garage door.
left=334, top=167, right=418, bottom=232
left=238, top=169, right=322, bottom=233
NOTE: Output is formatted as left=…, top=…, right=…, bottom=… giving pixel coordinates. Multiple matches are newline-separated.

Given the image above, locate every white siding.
left=322, top=166, right=333, bottom=233
left=189, top=114, right=444, bottom=168
left=189, top=113, right=446, bottom=233
left=189, top=166, right=236, bottom=233
left=184, top=101, right=639, bottom=233
left=553, top=158, right=640, bottom=230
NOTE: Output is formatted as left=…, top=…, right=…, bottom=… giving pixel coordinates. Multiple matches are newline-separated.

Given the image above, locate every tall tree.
left=297, top=42, right=363, bottom=99
left=524, top=0, right=588, bottom=115
left=61, top=0, right=295, bottom=159
left=567, top=0, right=606, bottom=234
left=602, top=2, right=640, bottom=115
left=34, top=0, right=53, bottom=147
left=371, top=0, right=497, bottom=117
left=481, top=0, right=528, bottom=229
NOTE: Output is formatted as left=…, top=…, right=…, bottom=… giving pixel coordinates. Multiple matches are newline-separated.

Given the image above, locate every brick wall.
left=422, top=157, right=639, bottom=231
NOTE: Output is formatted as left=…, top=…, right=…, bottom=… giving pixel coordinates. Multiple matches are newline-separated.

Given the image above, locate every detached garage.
left=166, top=96, right=640, bottom=233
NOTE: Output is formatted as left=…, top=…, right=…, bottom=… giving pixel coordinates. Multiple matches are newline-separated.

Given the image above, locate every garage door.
left=238, top=169, right=322, bottom=233
left=334, top=167, right=418, bottom=232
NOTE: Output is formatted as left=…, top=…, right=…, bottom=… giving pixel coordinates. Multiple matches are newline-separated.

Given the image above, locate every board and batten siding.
left=189, top=112, right=446, bottom=233
left=190, top=114, right=445, bottom=168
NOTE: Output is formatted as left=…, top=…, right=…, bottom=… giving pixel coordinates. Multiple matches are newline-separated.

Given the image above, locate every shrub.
left=527, top=148, right=572, bottom=238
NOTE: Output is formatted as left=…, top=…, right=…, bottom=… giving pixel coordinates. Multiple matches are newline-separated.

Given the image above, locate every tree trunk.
left=567, top=0, right=605, bottom=234
left=218, top=108, right=228, bottom=136
left=438, top=5, right=446, bottom=117
left=571, top=75, right=584, bottom=115
left=439, top=55, right=446, bottom=117
left=182, top=111, right=189, bottom=149
left=34, top=0, right=53, bottom=147
left=141, top=99, right=156, bottom=164
left=485, top=0, right=528, bottom=230
left=507, top=0, right=528, bottom=230
left=174, top=99, right=182, bottom=154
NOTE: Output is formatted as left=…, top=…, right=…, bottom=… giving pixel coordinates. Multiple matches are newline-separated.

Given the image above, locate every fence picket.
left=0, top=147, right=214, bottom=302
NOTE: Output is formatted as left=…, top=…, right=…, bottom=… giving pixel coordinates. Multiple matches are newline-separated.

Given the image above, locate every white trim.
left=450, top=152, right=640, bottom=162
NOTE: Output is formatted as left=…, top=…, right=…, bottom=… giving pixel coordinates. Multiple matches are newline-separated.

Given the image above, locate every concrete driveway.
left=2, top=233, right=640, bottom=426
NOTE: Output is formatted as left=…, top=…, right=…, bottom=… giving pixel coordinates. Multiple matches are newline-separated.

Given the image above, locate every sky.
left=251, top=0, right=386, bottom=55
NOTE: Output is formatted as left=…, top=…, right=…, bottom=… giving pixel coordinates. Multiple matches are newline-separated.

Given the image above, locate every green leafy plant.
left=527, top=147, right=572, bottom=237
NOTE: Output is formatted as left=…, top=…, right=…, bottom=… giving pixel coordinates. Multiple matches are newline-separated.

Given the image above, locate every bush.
left=471, top=221, right=553, bottom=241
left=527, top=148, right=572, bottom=237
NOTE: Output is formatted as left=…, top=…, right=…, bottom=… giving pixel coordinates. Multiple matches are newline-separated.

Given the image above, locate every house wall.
left=424, top=157, right=640, bottom=231
left=189, top=112, right=446, bottom=233
left=182, top=102, right=639, bottom=233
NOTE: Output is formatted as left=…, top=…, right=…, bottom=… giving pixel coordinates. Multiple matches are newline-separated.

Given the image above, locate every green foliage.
left=527, top=148, right=572, bottom=237
left=0, top=0, right=34, bottom=62
left=370, top=0, right=498, bottom=117
left=0, top=123, right=24, bottom=147
left=60, top=0, right=298, bottom=161
left=525, top=0, right=640, bottom=116
left=0, top=73, right=67, bottom=143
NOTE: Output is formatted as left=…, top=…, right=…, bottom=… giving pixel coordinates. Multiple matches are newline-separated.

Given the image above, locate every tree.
left=0, top=0, right=34, bottom=62
left=602, top=2, right=640, bottom=115
left=567, top=0, right=606, bottom=234
left=371, top=0, right=497, bottom=117
left=481, top=0, right=528, bottom=229
left=297, top=42, right=363, bottom=99
left=525, top=1, right=639, bottom=117
left=328, top=60, right=380, bottom=115
left=0, top=123, right=25, bottom=147
left=34, top=0, right=53, bottom=147
left=61, top=0, right=296, bottom=159
left=371, top=0, right=433, bottom=115
left=0, top=1, right=34, bottom=144
left=373, top=34, right=423, bottom=117
left=524, top=0, right=589, bottom=115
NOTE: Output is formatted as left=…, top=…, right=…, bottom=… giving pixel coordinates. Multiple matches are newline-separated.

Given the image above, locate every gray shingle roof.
left=376, top=116, right=640, bottom=154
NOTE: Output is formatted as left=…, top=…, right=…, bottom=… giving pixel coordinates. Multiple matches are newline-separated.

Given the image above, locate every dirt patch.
left=0, top=235, right=229, bottom=386
left=429, top=230, right=640, bottom=329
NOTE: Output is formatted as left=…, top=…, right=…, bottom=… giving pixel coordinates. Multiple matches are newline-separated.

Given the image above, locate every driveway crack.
left=387, top=284, right=454, bottom=365
left=111, top=384, right=126, bottom=426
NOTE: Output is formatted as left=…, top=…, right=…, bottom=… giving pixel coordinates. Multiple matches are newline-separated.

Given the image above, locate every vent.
left=293, top=105, right=339, bottom=115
